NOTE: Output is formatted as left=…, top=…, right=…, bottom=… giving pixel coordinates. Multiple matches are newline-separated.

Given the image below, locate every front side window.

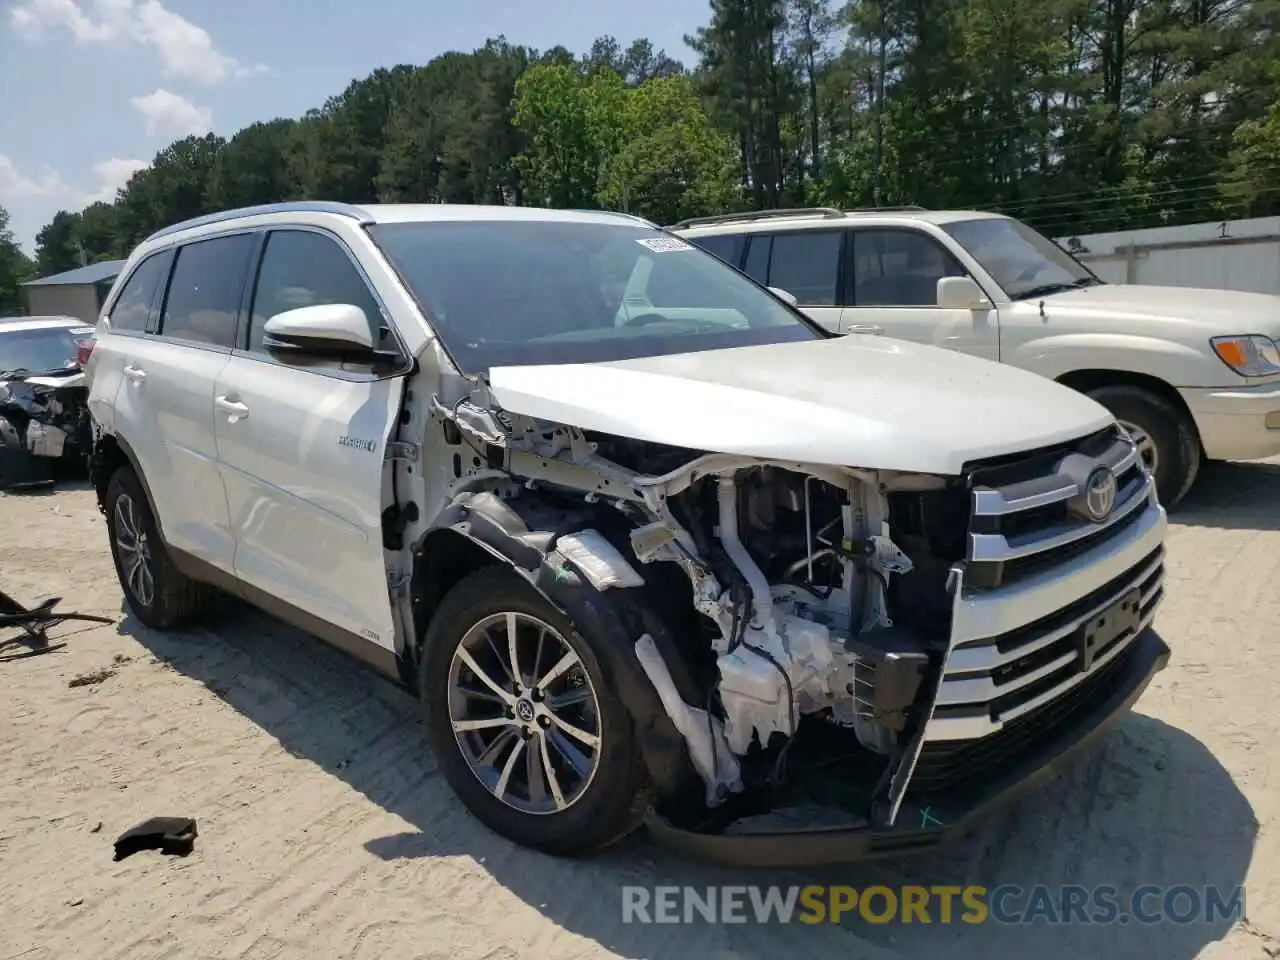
left=0, top=325, right=95, bottom=377
left=368, top=220, right=824, bottom=374
left=850, top=230, right=967, bottom=307
left=159, top=234, right=256, bottom=348
left=108, top=251, right=169, bottom=333
left=942, top=217, right=1100, bottom=300
left=248, top=230, right=384, bottom=353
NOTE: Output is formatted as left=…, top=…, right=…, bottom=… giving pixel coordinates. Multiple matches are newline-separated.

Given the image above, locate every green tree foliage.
left=0, top=205, right=35, bottom=316
left=28, top=6, right=1280, bottom=276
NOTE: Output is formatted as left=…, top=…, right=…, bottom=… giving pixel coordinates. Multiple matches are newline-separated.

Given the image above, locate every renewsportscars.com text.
left=621, top=884, right=1245, bottom=926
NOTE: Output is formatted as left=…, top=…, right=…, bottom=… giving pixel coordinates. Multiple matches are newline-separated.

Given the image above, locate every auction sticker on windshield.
left=636, top=237, right=693, bottom=253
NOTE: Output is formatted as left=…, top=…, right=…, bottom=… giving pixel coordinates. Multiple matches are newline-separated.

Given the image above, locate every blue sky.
left=0, top=0, right=698, bottom=254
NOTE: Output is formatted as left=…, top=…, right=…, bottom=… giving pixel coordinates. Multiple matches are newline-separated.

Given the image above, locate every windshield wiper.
left=1015, top=281, right=1084, bottom=300
left=0, top=368, right=31, bottom=380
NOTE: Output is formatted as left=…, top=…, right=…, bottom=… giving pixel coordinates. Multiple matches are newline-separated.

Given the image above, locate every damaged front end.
left=421, top=382, right=1170, bottom=866
left=0, top=373, right=91, bottom=491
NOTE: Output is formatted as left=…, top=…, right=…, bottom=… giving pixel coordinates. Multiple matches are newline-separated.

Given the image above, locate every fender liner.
left=423, top=490, right=708, bottom=812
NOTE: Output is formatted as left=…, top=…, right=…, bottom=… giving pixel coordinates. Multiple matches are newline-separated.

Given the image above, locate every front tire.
left=419, top=566, right=650, bottom=856
left=104, top=466, right=212, bottom=629
left=1087, top=385, right=1202, bottom=507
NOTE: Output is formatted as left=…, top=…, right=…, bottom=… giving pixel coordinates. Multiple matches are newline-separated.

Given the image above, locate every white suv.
left=673, top=207, right=1280, bottom=507
left=85, top=201, right=1169, bottom=866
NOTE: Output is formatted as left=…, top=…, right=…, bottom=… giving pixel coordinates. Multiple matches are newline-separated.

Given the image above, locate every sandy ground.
left=0, top=461, right=1277, bottom=960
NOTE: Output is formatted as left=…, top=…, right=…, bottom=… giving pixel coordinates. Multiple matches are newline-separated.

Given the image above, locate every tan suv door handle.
left=848, top=324, right=884, bottom=335
left=123, top=364, right=146, bottom=383
left=215, top=396, right=250, bottom=420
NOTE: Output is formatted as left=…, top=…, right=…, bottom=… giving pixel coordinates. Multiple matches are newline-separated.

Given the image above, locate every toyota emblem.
left=1083, top=466, right=1117, bottom=522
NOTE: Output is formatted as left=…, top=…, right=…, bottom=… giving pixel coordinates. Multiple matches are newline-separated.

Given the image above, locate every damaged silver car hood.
left=487, top=334, right=1113, bottom=475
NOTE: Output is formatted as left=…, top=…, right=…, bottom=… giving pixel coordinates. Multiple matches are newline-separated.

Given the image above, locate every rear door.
left=842, top=228, right=999, bottom=361
left=740, top=230, right=847, bottom=333
left=107, top=234, right=253, bottom=570
left=212, top=226, right=409, bottom=651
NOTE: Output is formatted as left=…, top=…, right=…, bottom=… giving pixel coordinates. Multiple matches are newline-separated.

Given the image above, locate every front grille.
left=929, top=546, right=1163, bottom=736
left=906, top=424, right=1165, bottom=751
left=906, top=627, right=1145, bottom=800
left=965, top=425, right=1149, bottom=590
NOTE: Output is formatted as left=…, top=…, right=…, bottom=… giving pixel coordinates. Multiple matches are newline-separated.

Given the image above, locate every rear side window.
left=688, top=234, right=745, bottom=268
left=108, top=252, right=169, bottom=333
left=247, top=230, right=383, bottom=353
left=159, top=234, right=256, bottom=348
left=766, top=231, right=843, bottom=305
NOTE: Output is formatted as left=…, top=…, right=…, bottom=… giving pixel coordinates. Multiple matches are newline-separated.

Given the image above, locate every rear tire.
left=419, top=566, right=650, bottom=856
left=1087, top=385, right=1201, bottom=507
left=104, top=466, right=213, bottom=629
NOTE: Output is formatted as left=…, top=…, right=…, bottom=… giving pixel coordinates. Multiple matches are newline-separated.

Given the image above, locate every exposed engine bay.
left=0, top=372, right=92, bottom=491
left=424, top=383, right=974, bottom=831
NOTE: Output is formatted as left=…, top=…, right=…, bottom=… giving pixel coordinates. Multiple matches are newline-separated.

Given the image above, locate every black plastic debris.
left=0, top=588, right=115, bottom=660
left=113, top=817, right=198, bottom=861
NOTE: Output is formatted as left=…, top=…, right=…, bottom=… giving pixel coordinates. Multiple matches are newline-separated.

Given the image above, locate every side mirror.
left=937, top=276, right=992, bottom=310
left=769, top=286, right=799, bottom=306
left=262, top=303, right=376, bottom=361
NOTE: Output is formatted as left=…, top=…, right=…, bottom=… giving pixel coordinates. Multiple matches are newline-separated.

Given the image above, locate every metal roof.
left=23, top=259, right=125, bottom=287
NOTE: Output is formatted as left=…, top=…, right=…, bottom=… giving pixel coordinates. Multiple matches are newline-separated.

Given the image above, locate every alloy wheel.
left=446, top=611, right=602, bottom=815
left=1118, top=419, right=1159, bottom=476
left=113, top=493, right=155, bottom=608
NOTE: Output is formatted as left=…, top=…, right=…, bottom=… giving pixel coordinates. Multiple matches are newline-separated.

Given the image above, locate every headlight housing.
left=1210, top=335, right=1280, bottom=377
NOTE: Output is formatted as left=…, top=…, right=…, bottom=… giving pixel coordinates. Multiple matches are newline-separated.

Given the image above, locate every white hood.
left=487, top=335, right=1113, bottom=475
left=1043, top=283, right=1280, bottom=340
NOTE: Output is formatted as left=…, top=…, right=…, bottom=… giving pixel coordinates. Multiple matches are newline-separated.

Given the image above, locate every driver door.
left=841, top=228, right=999, bottom=362
left=212, top=227, right=408, bottom=652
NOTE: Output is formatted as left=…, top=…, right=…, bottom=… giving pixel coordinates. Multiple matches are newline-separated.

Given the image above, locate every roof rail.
left=146, top=201, right=373, bottom=243
left=667, top=207, right=846, bottom=230
left=847, top=205, right=929, bottom=212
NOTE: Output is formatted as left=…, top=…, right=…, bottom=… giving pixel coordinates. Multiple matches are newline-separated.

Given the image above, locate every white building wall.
left=1055, top=217, right=1280, bottom=295
left=25, top=284, right=104, bottom=323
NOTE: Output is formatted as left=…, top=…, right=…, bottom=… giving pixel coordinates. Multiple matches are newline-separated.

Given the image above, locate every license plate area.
left=1075, top=589, right=1142, bottom=673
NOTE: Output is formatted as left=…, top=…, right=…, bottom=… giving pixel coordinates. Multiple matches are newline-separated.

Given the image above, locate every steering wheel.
left=619, top=312, right=671, bottom=327
left=1013, top=262, right=1042, bottom=282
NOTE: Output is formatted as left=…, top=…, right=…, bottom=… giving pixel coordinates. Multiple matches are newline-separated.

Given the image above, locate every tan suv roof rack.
left=668, top=205, right=928, bottom=230
left=668, top=207, right=846, bottom=230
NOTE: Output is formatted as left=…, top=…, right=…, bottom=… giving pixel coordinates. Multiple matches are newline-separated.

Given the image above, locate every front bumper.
left=1179, top=382, right=1280, bottom=461
left=645, top=626, right=1170, bottom=868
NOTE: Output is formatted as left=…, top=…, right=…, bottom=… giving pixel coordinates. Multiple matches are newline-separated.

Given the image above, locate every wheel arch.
left=410, top=489, right=705, bottom=812
left=1055, top=368, right=1204, bottom=451
left=91, top=432, right=168, bottom=539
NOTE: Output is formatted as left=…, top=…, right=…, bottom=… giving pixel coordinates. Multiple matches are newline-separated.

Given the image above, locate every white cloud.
left=131, top=88, right=213, bottom=137
left=85, top=157, right=149, bottom=202
left=0, top=154, right=71, bottom=199
left=0, top=154, right=148, bottom=251
left=10, top=0, right=269, bottom=85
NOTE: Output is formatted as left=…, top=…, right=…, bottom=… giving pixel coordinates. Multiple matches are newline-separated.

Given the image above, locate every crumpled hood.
left=1042, top=284, right=1280, bottom=339
left=487, top=335, right=1113, bottom=476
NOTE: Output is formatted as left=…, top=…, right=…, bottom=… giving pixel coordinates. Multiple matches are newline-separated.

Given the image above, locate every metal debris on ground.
left=0, top=587, right=115, bottom=660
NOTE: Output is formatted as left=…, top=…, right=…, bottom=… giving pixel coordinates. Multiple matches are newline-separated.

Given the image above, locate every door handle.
left=215, top=396, right=250, bottom=420
left=123, top=364, right=146, bottom=383
left=848, top=324, right=884, bottom=335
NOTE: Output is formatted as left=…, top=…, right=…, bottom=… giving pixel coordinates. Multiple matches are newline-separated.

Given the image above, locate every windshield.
left=942, top=217, right=1101, bottom=300
left=0, top=325, right=94, bottom=377
left=367, top=219, right=825, bottom=373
